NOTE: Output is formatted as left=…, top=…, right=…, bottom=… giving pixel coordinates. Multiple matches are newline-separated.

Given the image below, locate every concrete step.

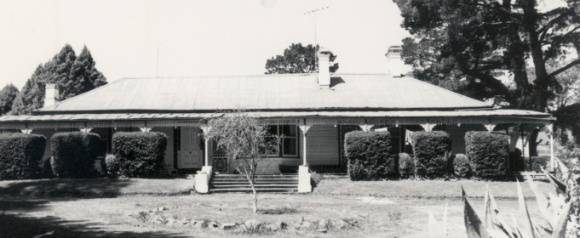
left=212, top=179, right=298, bottom=182
left=209, top=187, right=298, bottom=193
left=212, top=181, right=298, bottom=185
left=212, top=177, right=298, bottom=181
left=212, top=184, right=298, bottom=189
left=213, top=174, right=298, bottom=178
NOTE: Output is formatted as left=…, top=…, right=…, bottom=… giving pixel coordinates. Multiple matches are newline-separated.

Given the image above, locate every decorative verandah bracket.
left=359, top=124, right=374, bottom=132
left=484, top=124, right=496, bottom=132
left=20, top=129, right=32, bottom=134
left=298, top=124, right=312, bottom=193
left=80, top=127, right=93, bottom=133
left=420, top=123, right=436, bottom=132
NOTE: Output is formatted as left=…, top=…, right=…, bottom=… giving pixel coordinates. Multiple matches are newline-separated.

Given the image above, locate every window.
left=211, top=125, right=300, bottom=158
left=264, top=125, right=299, bottom=158
left=280, top=125, right=298, bottom=156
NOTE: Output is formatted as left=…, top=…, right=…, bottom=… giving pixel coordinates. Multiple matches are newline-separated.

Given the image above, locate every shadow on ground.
left=0, top=199, right=187, bottom=238
left=0, top=178, right=133, bottom=198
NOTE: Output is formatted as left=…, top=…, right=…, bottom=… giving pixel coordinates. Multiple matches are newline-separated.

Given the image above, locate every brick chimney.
left=385, top=45, right=412, bottom=77
left=44, top=83, right=57, bottom=107
left=317, top=50, right=331, bottom=87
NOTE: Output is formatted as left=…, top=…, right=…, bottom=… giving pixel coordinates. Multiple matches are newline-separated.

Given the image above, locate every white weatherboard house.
left=0, top=50, right=554, bottom=193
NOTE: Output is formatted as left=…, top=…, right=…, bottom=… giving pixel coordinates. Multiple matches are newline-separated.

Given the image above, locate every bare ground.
left=0, top=177, right=549, bottom=238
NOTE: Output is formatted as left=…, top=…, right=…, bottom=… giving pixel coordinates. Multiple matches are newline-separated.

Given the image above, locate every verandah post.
left=298, top=124, right=312, bottom=193
left=298, top=124, right=311, bottom=166
left=547, top=123, right=555, bottom=171
left=200, top=125, right=212, bottom=167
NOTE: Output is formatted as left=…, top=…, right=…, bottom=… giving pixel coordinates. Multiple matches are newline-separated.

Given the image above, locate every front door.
left=177, top=127, right=203, bottom=169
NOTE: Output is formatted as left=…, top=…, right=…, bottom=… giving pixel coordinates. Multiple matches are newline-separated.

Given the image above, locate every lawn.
left=0, top=177, right=550, bottom=238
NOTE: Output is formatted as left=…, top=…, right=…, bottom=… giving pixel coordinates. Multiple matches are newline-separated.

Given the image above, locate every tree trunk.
left=520, top=0, right=550, bottom=111
left=251, top=184, right=258, bottom=214
left=504, top=0, right=531, bottom=108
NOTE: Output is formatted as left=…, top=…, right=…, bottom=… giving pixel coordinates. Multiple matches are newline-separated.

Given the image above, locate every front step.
left=209, top=174, right=299, bottom=193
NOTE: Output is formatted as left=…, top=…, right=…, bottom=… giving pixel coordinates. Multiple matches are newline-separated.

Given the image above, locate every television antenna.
left=304, top=5, right=330, bottom=72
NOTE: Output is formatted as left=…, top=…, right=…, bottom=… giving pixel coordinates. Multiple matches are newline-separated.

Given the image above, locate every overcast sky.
left=0, top=0, right=412, bottom=89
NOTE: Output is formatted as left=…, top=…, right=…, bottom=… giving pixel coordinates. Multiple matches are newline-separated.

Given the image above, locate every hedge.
left=465, top=131, right=509, bottom=178
left=344, top=131, right=396, bottom=180
left=0, top=133, right=46, bottom=180
left=112, top=132, right=167, bottom=177
left=412, top=131, right=452, bottom=178
left=50, top=132, right=105, bottom=178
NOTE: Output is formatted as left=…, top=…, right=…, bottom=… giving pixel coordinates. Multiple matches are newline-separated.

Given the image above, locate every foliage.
left=344, top=131, right=397, bottom=180
left=0, top=84, right=19, bottom=115
left=50, top=132, right=105, bottom=178
left=398, top=152, right=414, bottom=179
left=547, top=64, right=580, bottom=111
left=265, top=43, right=339, bottom=74
left=0, top=133, right=46, bottom=180
left=394, top=0, right=580, bottom=111
left=112, top=132, right=167, bottom=178
left=104, top=154, right=120, bottom=178
left=465, top=131, right=509, bottom=178
left=461, top=162, right=574, bottom=238
left=60, top=46, right=107, bottom=100
left=207, top=113, right=272, bottom=213
left=554, top=102, right=580, bottom=144
left=529, top=155, right=550, bottom=173
left=452, top=154, right=471, bottom=178
left=11, top=45, right=107, bottom=115
left=411, top=131, right=451, bottom=178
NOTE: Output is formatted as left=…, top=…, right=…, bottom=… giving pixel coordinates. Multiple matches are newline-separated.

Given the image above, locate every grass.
left=0, top=177, right=550, bottom=237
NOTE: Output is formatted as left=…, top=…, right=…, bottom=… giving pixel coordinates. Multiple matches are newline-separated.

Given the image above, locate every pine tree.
left=10, top=44, right=107, bottom=115
left=11, top=65, right=46, bottom=115
left=0, top=84, right=19, bottom=115
left=61, top=46, right=107, bottom=100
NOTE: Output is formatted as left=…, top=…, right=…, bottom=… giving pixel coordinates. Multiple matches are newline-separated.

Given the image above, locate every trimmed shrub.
left=104, top=154, right=121, bottom=178
left=50, top=132, right=105, bottom=178
left=398, top=152, right=414, bottom=179
left=344, top=131, right=396, bottom=181
left=453, top=154, right=471, bottom=178
left=112, top=132, right=167, bottom=177
left=411, top=131, right=451, bottom=178
left=0, top=133, right=46, bottom=180
left=465, top=131, right=509, bottom=178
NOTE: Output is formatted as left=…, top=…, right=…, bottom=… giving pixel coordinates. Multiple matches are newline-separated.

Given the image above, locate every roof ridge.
left=115, top=73, right=392, bottom=81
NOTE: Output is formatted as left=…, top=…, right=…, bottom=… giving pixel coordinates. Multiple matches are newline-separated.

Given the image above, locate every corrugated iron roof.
left=38, top=74, right=492, bottom=113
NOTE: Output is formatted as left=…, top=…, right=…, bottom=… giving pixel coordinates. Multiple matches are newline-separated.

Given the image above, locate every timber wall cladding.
left=306, top=125, right=340, bottom=165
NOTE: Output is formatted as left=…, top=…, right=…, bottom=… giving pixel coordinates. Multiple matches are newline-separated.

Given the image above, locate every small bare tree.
left=207, top=113, right=272, bottom=213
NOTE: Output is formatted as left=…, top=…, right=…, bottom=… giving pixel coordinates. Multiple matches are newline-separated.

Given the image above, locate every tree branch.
left=548, top=58, right=580, bottom=78
left=537, top=8, right=573, bottom=40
